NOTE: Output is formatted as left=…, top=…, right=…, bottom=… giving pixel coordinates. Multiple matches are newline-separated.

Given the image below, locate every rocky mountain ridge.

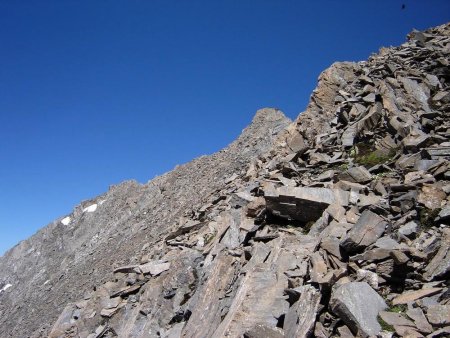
left=1, top=23, right=450, bottom=337
left=0, top=108, right=291, bottom=337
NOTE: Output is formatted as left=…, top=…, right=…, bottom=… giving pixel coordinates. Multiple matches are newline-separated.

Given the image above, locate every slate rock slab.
left=426, top=304, right=450, bottom=326
left=340, top=210, right=387, bottom=253
left=392, top=288, right=442, bottom=305
left=330, top=282, right=387, bottom=337
left=379, top=311, right=415, bottom=327
left=139, top=261, right=170, bottom=276
left=424, top=229, right=450, bottom=281
left=265, top=186, right=349, bottom=223
left=346, top=166, right=372, bottom=183
left=284, top=285, right=321, bottom=338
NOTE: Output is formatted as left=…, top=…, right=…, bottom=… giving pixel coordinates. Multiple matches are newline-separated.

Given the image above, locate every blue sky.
left=0, top=1, right=449, bottom=255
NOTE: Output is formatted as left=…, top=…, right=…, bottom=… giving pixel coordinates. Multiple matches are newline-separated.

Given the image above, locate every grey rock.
left=417, top=184, right=446, bottom=210
left=163, top=322, right=185, bottom=338
left=101, top=297, right=121, bottom=310
left=374, top=236, right=401, bottom=250
left=426, top=305, right=450, bottom=326
left=424, top=233, right=450, bottom=281
left=326, top=203, right=347, bottom=223
left=321, top=236, right=343, bottom=259
left=351, top=248, right=391, bottom=262
left=182, top=254, right=239, bottom=338
left=211, top=259, right=289, bottom=337
left=423, top=147, right=450, bottom=159
left=330, top=282, right=387, bottom=337
left=362, top=92, right=376, bottom=103
left=287, top=131, right=307, bottom=154
left=340, top=210, right=387, bottom=253
left=113, top=265, right=141, bottom=274
left=427, top=327, right=450, bottom=338
left=284, top=285, right=321, bottom=338
left=346, top=166, right=372, bottom=183
left=308, top=211, right=331, bottom=236
left=334, top=180, right=367, bottom=192
left=403, top=130, right=431, bottom=151
left=265, top=186, right=349, bottom=223
left=337, top=325, right=355, bottom=338
left=342, top=125, right=357, bottom=147
left=139, top=261, right=170, bottom=276
left=244, top=325, right=284, bottom=338
left=436, top=207, right=450, bottom=223
left=399, top=221, right=419, bottom=238
left=414, top=159, right=440, bottom=171
left=406, top=307, right=433, bottom=334
left=379, top=311, right=415, bottom=327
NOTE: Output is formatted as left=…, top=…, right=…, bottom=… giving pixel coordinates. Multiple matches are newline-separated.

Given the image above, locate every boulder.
left=345, top=166, right=372, bottom=183
left=340, top=210, right=387, bottom=253
left=406, top=308, right=433, bottom=334
left=424, top=230, right=450, bottom=281
left=265, top=186, right=349, bottom=223
left=330, top=282, right=387, bottom=337
left=417, top=184, right=446, bottom=210
left=399, top=221, right=419, bottom=238
left=426, top=305, right=450, bottom=326
left=284, top=285, right=321, bottom=338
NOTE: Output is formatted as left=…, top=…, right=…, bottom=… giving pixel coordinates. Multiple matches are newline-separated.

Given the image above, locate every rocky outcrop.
left=1, top=23, right=450, bottom=338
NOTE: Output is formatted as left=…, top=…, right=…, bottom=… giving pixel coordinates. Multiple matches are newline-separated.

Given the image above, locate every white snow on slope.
left=83, top=204, right=98, bottom=213
left=61, top=216, right=71, bottom=225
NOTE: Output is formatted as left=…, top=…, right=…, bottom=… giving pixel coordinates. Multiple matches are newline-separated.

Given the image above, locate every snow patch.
left=0, top=284, right=12, bottom=293
left=83, top=204, right=98, bottom=213
left=61, top=216, right=71, bottom=225
left=99, top=199, right=107, bottom=205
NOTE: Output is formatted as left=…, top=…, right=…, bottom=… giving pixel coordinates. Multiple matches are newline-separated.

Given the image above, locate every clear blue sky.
left=0, top=1, right=449, bottom=255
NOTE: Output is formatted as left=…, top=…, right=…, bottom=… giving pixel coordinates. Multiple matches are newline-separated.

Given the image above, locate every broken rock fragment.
left=345, top=166, right=372, bottom=183
left=265, top=186, right=349, bottom=223
left=424, top=229, right=450, bottom=281
left=426, top=304, right=450, bottom=326
left=392, top=288, right=443, bottom=305
left=284, top=285, right=321, bottom=338
left=340, top=210, right=387, bottom=254
left=330, top=282, right=387, bottom=337
left=139, top=261, right=170, bottom=276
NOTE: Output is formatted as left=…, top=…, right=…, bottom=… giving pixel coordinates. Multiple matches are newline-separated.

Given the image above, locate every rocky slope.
left=1, top=23, right=450, bottom=337
left=0, top=109, right=291, bottom=337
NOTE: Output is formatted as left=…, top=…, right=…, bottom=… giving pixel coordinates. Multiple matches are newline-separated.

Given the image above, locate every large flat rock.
left=330, top=282, right=387, bottom=337
left=265, top=186, right=349, bottom=223
left=340, top=210, right=387, bottom=253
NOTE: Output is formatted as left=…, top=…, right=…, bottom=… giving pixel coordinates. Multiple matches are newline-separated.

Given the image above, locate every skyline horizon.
left=1, top=1, right=449, bottom=255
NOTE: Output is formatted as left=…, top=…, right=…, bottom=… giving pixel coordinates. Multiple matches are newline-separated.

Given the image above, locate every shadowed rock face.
left=1, top=23, right=450, bottom=338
